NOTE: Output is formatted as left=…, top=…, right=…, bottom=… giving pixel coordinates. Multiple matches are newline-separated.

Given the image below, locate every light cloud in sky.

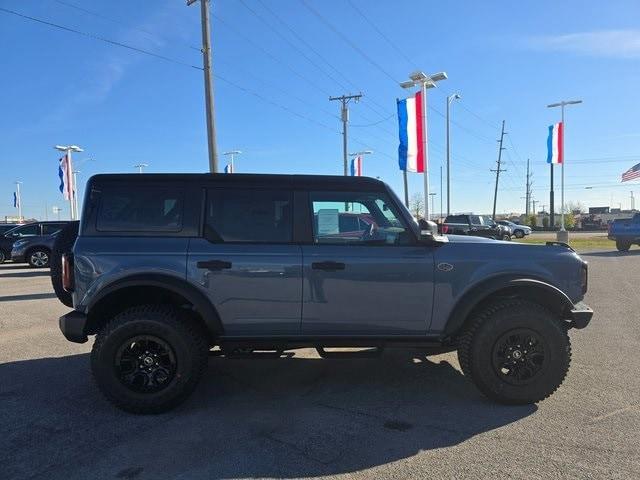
left=527, top=30, right=640, bottom=59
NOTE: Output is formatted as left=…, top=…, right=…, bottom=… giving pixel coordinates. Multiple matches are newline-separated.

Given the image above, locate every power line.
left=345, top=0, right=415, bottom=67
left=0, top=7, right=202, bottom=70
left=299, top=0, right=399, bottom=84
left=52, top=0, right=201, bottom=51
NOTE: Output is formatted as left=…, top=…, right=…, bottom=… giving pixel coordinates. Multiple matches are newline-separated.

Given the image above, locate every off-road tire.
left=458, top=299, right=571, bottom=405
left=514, top=230, right=525, bottom=239
left=27, top=248, right=51, bottom=268
left=91, top=305, right=208, bottom=414
left=50, top=221, right=79, bottom=307
left=616, top=240, right=631, bottom=252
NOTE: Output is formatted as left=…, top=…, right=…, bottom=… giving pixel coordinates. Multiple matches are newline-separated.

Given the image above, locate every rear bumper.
left=59, top=310, right=88, bottom=343
left=569, top=301, right=593, bottom=329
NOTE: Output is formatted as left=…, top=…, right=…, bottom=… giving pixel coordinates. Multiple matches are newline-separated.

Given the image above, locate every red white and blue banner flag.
left=622, top=162, right=640, bottom=182
left=58, top=154, right=73, bottom=200
left=13, top=192, right=19, bottom=208
left=350, top=155, right=363, bottom=176
left=224, top=163, right=233, bottom=174
left=547, top=122, right=564, bottom=164
left=397, top=91, right=426, bottom=173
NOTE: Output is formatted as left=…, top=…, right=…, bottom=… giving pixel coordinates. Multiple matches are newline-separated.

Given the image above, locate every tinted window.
left=8, top=224, right=39, bottom=237
left=310, top=191, right=411, bottom=245
left=97, top=186, right=184, bottom=232
left=469, top=215, right=482, bottom=225
left=42, top=223, right=66, bottom=235
left=446, top=215, right=467, bottom=224
left=0, top=225, right=18, bottom=234
left=205, top=189, right=292, bottom=243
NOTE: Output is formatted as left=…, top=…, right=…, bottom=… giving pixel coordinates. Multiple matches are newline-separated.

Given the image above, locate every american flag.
left=622, top=162, right=640, bottom=182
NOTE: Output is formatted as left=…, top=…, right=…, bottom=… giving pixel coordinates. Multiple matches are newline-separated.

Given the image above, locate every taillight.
left=62, top=253, right=74, bottom=292
left=441, top=225, right=449, bottom=234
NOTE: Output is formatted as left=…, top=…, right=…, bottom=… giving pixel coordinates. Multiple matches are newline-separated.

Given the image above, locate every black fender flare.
left=444, top=276, right=575, bottom=336
left=87, top=273, right=223, bottom=335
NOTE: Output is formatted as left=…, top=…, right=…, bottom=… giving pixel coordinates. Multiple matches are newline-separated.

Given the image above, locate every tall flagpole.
left=421, top=82, right=430, bottom=221
left=15, top=181, right=22, bottom=222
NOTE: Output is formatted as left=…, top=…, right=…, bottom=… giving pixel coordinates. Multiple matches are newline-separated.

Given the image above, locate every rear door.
left=301, top=190, right=435, bottom=336
left=187, top=187, right=302, bottom=336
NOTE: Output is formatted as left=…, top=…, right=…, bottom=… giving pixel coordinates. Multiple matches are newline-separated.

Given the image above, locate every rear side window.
left=42, top=223, right=65, bottom=235
left=9, top=224, right=39, bottom=237
left=446, top=215, right=467, bottom=224
left=96, top=186, right=184, bottom=232
left=205, top=189, right=292, bottom=243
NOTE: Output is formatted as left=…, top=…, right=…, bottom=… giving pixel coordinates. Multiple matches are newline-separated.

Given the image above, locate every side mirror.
left=419, top=219, right=448, bottom=244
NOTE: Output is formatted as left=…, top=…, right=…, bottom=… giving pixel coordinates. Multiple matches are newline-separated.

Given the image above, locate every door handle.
left=312, top=261, right=345, bottom=271
left=197, top=259, right=232, bottom=270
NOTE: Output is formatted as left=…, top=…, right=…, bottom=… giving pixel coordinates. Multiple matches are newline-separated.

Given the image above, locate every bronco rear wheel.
left=458, top=299, right=571, bottom=404
left=91, top=305, right=208, bottom=414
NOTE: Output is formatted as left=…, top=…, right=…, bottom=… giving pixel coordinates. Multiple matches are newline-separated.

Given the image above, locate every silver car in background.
left=497, top=220, right=532, bottom=239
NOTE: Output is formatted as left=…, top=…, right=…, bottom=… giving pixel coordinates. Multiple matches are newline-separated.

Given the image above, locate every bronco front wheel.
left=458, top=299, right=571, bottom=404
left=91, top=305, right=208, bottom=414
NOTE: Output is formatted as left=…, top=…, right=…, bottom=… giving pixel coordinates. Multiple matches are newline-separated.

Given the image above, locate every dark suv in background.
left=56, top=173, right=591, bottom=413
left=0, top=221, right=69, bottom=265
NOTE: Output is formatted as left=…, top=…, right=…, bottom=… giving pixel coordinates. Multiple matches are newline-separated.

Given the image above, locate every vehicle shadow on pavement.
left=0, top=349, right=536, bottom=479
left=580, top=249, right=640, bottom=258
left=0, top=270, right=50, bottom=279
left=0, top=293, right=57, bottom=302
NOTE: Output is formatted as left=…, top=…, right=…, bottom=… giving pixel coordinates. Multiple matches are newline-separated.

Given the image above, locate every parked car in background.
left=0, top=221, right=69, bottom=264
left=607, top=213, right=640, bottom=251
left=11, top=231, right=61, bottom=267
left=497, top=220, right=532, bottom=239
left=440, top=214, right=511, bottom=240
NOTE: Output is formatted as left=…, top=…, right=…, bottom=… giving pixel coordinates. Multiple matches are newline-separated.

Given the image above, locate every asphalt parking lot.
left=1, top=249, right=639, bottom=480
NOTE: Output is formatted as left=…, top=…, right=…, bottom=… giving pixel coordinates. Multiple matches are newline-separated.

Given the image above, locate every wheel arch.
left=85, top=274, right=223, bottom=341
left=444, top=276, right=575, bottom=337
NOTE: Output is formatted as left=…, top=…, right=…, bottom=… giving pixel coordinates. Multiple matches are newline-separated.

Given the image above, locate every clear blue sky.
left=1, top=0, right=639, bottom=220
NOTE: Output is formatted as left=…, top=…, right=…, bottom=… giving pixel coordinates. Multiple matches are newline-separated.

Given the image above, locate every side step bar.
left=315, top=347, right=384, bottom=359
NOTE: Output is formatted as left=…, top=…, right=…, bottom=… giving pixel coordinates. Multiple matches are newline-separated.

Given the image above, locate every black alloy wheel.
left=491, top=329, right=545, bottom=385
left=115, top=335, right=177, bottom=393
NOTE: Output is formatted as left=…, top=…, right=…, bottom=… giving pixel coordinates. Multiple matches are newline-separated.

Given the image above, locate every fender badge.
left=437, top=262, right=454, bottom=272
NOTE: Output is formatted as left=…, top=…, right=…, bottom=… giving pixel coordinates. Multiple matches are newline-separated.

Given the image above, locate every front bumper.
left=569, top=301, right=593, bottom=329
left=59, top=310, right=88, bottom=343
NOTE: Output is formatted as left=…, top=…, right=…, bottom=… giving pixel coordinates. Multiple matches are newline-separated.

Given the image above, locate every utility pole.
left=188, top=0, right=219, bottom=173
left=631, top=191, right=635, bottom=211
left=329, top=93, right=362, bottom=176
left=491, top=120, right=506, bottom=220
left=532, top=198, right=539, bottom=214
left=525, top=158, right=531, bottom=217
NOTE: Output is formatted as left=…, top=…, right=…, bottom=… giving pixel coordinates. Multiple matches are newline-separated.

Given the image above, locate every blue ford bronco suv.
left=55, top=173, right=592, bottom=413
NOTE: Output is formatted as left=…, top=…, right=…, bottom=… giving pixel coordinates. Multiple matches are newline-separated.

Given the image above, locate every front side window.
left=310, top=192, right=412, bottom=245
left=205, top=189, right=292, bottom=243
left=96, top=186, right=184, bottom=232
left=9, top=224, right=39, bottom=237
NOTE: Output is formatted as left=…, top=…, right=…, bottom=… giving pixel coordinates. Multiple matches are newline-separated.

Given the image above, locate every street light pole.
left=188, top=0, right=219, bottom=173
left=446, top=93, right=460, bottom=216
left=223, top=150, right=242, bottom=173
left=134, top=163, right=149, bottom=173
left=348, top=150, right=372, bottom=176
left=73, top=170, right=80, bottom=218
left=547, top=99, right=582, bottom=241
left=429, top=192, right=436, bottom=221
left=400, top=71, right=448, bottom=221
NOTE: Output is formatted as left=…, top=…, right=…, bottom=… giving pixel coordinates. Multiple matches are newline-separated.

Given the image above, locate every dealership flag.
left=13, top=191, right=19, bottom=208
left=622, top=162, right=640, bottom=182
left=224, top=163, right=233, bottom=174
left=58, top=154, right=73, bottom=200
left=397, top=91, right=426, bottom=173
left=546, top=122, right=563, bottom=164
left=350, top=155, right=363, bottom=176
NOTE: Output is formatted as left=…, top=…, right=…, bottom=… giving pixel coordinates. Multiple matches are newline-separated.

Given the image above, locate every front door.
left=302, top=190, right=435, bottom=336
left=187, top=188, right=302, bottom=336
